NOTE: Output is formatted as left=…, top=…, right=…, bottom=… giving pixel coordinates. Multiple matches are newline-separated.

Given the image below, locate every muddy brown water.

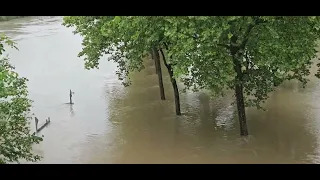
left=1, top=16, right=320, bottom=164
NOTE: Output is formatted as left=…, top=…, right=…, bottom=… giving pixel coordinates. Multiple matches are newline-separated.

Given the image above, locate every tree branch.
left=244, top=50, right=250, bottom=71
left=239, top=16, right=267, bottom=49
left=160, top=49, right=170, bottom=70
left=161, top=43, right=177, bottom=66
left=163, top=42, right=169, bottom=50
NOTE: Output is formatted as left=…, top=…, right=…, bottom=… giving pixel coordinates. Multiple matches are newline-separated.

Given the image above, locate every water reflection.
left=87, top=54, right=319, bottom=163
left=69, top=104, right=75, bottom=117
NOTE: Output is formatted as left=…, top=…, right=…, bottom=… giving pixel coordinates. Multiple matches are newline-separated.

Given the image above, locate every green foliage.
left=63, top=16, right=138, bottom=86
left=0, top=34, right=42, bottom=164
left=163, top=16, right=320, bottom=109
left=63, top=16, right=175, bottom=86
left=64, top=16, right=320, bottom=110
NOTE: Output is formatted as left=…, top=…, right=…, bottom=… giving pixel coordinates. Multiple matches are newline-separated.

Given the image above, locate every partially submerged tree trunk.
left=226, top=22, right=262, bottom=136
left=152, top=47, right=165, bottom=100
left=160, top=49, right=182, bottom=115
left=150, top=49, right=157, bottom=74
left=233, top=59, right=248, bottom=136
left=230, top=36, right=249, bottom=136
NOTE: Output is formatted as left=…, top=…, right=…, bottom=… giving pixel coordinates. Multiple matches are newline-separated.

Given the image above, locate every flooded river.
left=1, top=16, right=320, bottom=164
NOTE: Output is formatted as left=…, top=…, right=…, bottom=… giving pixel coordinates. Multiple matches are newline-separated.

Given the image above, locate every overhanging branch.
left=239, top=16, right=267, bottom=49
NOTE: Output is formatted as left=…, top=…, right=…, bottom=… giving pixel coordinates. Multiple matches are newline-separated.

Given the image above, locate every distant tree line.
left=0, top=16, right=28, bottom=22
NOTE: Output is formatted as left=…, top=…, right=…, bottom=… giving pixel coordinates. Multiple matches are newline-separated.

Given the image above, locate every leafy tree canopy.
left=163, top=16, right=320, bottom=108
left=64, top=16, right=320, bottom=135
left=0, top=35, right=42, bottom=164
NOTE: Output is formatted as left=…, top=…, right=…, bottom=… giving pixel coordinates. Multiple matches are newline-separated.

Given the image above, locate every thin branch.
left=160, top=49, right=170, bottom=70
left=239, top=16, right=267, bottom=49
left=244, top=50, right=250, bottom=71
left=163, top=42, right=169, bottom=50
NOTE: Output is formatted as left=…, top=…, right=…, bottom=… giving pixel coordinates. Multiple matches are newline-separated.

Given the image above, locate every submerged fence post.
left=36, top=117, right=51, bottom=133
left=69, top=89, right=75, bottom=104
left=69, top=89, right=73, bottom=104
left=35, top=117, right=39, bottom=131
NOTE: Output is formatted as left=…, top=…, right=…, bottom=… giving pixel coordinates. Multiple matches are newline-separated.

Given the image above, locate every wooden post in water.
left=69, top=89, right=73, bottom=104
left=35, top=117, right=39, bottom=131
left=36, top=117, right=51, bottom=133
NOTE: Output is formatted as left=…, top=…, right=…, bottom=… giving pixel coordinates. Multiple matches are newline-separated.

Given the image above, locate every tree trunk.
left=230, top=36, right=248, bottom=136
left=153, top=47, right=165, bottom=100
left=160, top=49, right=181, bottom=115
left=232, top=55, right=249, bottom=136
left=234, top=77, right=248, bottom=136
left=150, top=49, right=158, bottom=74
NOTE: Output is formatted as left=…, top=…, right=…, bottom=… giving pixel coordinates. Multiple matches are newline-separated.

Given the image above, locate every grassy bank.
left=0, top=16, right=28, bottom=22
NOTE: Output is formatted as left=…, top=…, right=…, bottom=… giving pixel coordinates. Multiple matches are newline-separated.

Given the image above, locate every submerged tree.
left=64, top=16, right=320, bottom=136
left=63, top=16, right=182, bottom=115
left=164, top=16, right=320, bottom=136
left=0, top=35, right=42, bottom=164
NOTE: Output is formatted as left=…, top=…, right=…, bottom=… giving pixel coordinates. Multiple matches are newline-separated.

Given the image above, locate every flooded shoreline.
left=1, top=16, right=320, bottom=164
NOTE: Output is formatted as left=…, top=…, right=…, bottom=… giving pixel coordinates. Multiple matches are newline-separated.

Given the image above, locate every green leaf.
left=113, top=16, right=121, bottom=23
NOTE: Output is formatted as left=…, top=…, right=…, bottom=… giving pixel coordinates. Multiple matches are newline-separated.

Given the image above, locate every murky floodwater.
left=1, top=16, right=320, bottom=164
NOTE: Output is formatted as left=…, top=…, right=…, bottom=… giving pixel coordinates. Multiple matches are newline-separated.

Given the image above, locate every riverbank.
left=0, top=16, right=28, bottom=22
